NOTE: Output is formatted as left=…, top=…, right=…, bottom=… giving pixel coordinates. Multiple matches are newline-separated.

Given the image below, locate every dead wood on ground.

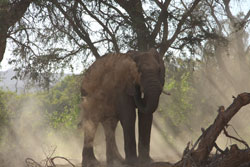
left=174, top=92, right=250, bottom=167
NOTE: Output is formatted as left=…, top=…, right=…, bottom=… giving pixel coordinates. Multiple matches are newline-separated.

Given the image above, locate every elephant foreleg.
left=82, top=119, right=99, bottom=167
left=138, top=112, right=153, bottom=163
left=119, top=109, right=137, bottom=164
left=102, top=118, right=123, bottom=165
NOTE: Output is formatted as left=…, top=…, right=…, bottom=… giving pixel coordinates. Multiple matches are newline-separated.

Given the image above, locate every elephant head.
left=127, top=48, right=165, bottom=114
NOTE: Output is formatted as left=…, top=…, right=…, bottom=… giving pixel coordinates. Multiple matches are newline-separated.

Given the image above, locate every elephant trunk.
left=134, top=80, right=162, bottom=114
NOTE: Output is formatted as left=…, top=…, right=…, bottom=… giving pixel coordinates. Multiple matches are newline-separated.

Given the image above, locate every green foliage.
left=0, top=74, right=82, bottom=146
left=160, top=58, right=197, bottom=132
left=0, top=89, right=16, bottom=142
left=166, top=72, right=193, bottom=125
left=41, top=75, right=82, bottom=131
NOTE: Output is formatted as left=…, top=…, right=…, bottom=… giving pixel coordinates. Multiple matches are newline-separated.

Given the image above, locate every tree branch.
left=243, top=10, right=250, bottom=23
left=77, top=0, right=120, bottom=53
left=206, top=0, right=223, bottom=33
left=160, top=0, right=201, bottom=55
left=114, top=0, right=152, bottom=50
left=150, top=0, right=171, bottom=41
left=0, top=0, right=33, bottom=62
left=223, top=127, right=249, bottom=149
left=51, top=0, right=100, bottom=59
left=99, top=0, right=132, bottom=25
left=191, top=92, right=250, bottom=163
left=223, top=0, right=235, bottom=24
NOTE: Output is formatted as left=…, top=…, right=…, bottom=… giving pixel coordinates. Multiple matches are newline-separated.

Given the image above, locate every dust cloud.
left=192, top=30, right=250, bottom=151
left=0, top=95, right=181, bottom=166
left=1, top=32, right=249, bottom=166
left=0, top=97, right=83, bottom=167
left=147, top=30, right=250, bottom=162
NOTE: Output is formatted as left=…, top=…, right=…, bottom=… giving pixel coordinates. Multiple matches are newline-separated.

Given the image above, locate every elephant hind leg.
left=102, top=118, right=123, bottom=165
left=82, top=119, right=99, bottom=167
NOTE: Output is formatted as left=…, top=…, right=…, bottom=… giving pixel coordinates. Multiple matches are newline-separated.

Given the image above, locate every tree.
left=192, top=0, right=250, bottom=109
left=0, top=0, right=247, bottom=87
left=0, top=0, right=33, bottom=62
left=42, top=75, right=82, bottom=130
left=3, top=0, right=218, bottom=85
left=1, top=0, right=247, bottom=88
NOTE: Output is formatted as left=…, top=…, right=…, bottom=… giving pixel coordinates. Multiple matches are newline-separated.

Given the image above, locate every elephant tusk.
left=141, top=92, right=144, bottom=99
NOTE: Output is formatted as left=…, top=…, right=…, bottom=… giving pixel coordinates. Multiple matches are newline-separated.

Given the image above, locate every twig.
left=214, top=142, right=225, bottom=154
left=25, top=156, right=76, bottom=167
left=189, top=126, right=212, bottom=153
left=181, top=126, right=210, bottom=166
left=162, top=90, right=171, bottom=95
left=223, top=128, right=249, bottom=148
left=42, top=146, right=57, bottom=167
left=25, top=158, right=42, bottom=167
left=50, top=156, right=76, bottom=167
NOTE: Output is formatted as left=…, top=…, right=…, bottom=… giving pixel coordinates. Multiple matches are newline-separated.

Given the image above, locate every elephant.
left=80, top=48, right=165, bottom=167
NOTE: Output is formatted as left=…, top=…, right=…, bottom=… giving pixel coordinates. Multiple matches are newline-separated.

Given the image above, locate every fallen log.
left=175, top=92, right=250, bottom=167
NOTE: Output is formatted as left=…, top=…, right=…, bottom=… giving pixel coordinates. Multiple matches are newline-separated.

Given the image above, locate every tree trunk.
left=0, top=0, right=33, bottom=62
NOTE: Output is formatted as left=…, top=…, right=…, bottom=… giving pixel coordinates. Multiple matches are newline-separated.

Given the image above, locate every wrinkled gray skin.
left=123, top=48, right=165, bottom=164
left=81, top=48, right=165, bottom=166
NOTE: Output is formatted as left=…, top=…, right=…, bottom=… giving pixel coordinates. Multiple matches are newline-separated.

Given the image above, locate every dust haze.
left=168, top=29, right=250, bottom=156
left=150, top=30, right=250, bottom=162
left=1, top=33, right=250, bottom=166
left=0, top=97, right=83, bottom=167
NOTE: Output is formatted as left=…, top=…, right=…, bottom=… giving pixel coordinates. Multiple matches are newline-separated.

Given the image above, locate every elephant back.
left=81, top=53, right=140, bottom=104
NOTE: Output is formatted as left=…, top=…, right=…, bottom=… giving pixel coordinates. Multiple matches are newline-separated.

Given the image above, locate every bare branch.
left=51, top=0, right=100, bottom=59
left=243, top=10, right=250, bottom=23
left=0, top=0, right=33, bottom=62
left=223, top=0, right=235, bottom=23
left=162, top=90, right=171, bottom=95
left=150, top=0, right=171, bottom=41
left=168, top=0, right=201, bottom=44
left=191, top=92, right=250, bottom=163
left=25, top=158, right=42, bottom=167
left=8, top=36, right=38, bottom=57
left=99, top=0, right=132, bottom=25
left=223, top=127, right=249, bottom=149
left=206, top=0, right=223, bottom=33
left=77, top=0, right=120, bottom=52
left=160, top=0, right=201, bottom=55
left=114, top=0, right=152, bottom=50
left=50, top=156, right=76, bottom=167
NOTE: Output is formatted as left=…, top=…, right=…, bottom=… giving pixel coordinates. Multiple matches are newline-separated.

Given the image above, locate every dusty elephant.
left=80, top=48, right=165, bottom=167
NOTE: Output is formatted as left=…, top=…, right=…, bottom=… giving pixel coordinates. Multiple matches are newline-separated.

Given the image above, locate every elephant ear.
left=127, top=48, right=165, bottom=86
left=148, top=48, right=165, bottom=86
left=126, top=50, right=141, bottom=66
left=125, top=50, right=142, bottom=96
left=148, top=48, right=162, bottom=62
left=125, top=83, right=136, bottom=96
